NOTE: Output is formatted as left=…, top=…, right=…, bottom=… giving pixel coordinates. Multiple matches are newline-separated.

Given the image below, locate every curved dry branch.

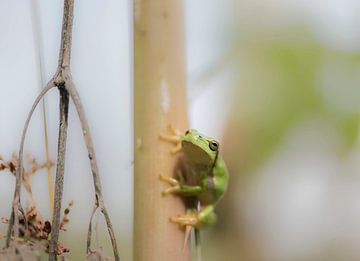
left=86, top=204, right=99, bottom=254
left=65, top=81, right=102, bottom=197
left=66, top=80, right=120, bottom=261
left=6, top=81, right=56, bottom=247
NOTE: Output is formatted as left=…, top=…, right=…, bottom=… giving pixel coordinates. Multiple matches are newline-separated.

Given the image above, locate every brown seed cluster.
left=60, top=200, right=74, bottom=231
left=0, top=153, right=54, bottom=201
left=0, top=153, right=73, bottom=257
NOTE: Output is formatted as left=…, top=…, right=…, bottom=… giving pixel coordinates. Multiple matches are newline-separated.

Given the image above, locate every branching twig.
left=6, top=1, right=120, bottom=260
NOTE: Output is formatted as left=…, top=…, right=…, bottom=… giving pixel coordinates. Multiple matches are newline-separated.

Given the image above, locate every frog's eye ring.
left=209, top=140, right=219, bottom=151
left=185, top=130, right=190, bottom=135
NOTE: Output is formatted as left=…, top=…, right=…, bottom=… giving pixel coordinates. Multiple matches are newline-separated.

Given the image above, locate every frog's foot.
left=170, top=213, right=200, bottom=229
left=159, top=125, right=182, bottom=154
left=159, top=175, right=180, bottom=196
left=171, top=205, right=217, bottom=229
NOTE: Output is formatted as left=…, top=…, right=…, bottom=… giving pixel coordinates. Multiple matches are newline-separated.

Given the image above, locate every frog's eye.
left=209, top=140, right=219, bottom=151
left=185, top=130, right=190, bottom=135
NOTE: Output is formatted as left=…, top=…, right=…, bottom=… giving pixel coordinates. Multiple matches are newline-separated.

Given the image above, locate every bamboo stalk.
left=134, top=1, right=190, bottom=261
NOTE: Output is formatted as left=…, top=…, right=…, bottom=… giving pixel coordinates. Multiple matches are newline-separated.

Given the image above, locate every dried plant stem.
left=66, top=80, right=119, bottom=260
left=6, top=81, right=56, bottom=247
left=48, top=86, right=69, bottom=261
left=45, top=143, right=55, bottom=218
left=6, top=0, right=119, bottom=260
left=134, top=0, right=190, bottom=260
left=31, top=0, right=55, bottom=218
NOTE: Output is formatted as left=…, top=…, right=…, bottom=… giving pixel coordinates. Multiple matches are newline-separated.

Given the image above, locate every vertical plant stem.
left=44, top=117, right=55, bottom=218
left=57, top=0, right=74, bottom=69
left=31, top=0, right=55, bottom=217
left=134, top=1, right=189, bottom=260
left=48, top=0, right=74, bottom=259
left=48, top=87, right=69, bottom=261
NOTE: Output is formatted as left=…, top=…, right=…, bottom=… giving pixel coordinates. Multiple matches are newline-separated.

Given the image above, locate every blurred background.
left=1, top=0, right=360, bottom=260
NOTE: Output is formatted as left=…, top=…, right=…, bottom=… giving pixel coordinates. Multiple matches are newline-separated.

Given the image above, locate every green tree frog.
left=159, top=127, right=229, bottom=229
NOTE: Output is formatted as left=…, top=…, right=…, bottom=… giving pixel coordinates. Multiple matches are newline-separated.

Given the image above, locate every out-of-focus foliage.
left=201, top=26, right=360, bottom=261
left=224, top=29, right=360, bottom=174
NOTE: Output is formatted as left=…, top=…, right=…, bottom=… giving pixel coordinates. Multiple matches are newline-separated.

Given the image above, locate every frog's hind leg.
left=170, top=205, right=217, bottom=228
left=170, top=212, right=199, bottom=227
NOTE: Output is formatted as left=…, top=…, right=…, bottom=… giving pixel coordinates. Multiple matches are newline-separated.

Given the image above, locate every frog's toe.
left=167, top=124, right=181, bottom=136
left=170, top=213, right=200, bottom=228
left=159, top=126, right=182, bottom=154
left=159, top=134, right=181, bottom=144
left=170, top=143, right=182, bottom=154
left=159, top=175, right=181, bottom=195
left=161, top=185, right=180, bottom=196
left=159, top=175, right=179, bottom=185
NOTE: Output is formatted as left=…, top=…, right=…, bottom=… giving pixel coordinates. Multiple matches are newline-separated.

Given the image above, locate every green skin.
left=168, top=129, right=229, bottom=228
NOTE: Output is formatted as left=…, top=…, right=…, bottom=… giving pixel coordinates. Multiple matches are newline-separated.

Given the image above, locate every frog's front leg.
left=170, top=205, right=217, bottom=229
left=159, top=174, right=203, bottom=196
left=159, top=125, right=182, bottom=154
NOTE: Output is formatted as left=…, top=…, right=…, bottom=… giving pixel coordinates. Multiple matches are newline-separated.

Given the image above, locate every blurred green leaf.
left=221, top=29, right=360, bottom=172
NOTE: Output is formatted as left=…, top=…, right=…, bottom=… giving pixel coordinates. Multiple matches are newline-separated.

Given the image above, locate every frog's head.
left=181, top=129, right=219, bottom=165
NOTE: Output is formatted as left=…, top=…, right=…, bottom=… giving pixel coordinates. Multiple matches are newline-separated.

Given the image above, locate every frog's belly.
left=183, top=164, right=207, bottom=186
left=197, top=189, right=217, bottom=205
